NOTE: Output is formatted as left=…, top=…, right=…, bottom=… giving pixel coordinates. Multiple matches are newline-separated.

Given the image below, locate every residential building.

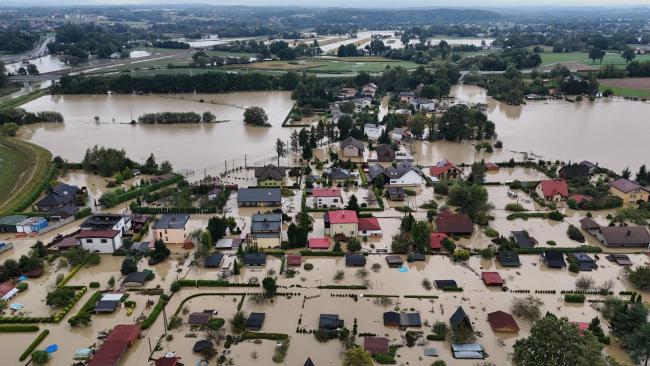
left=579, top=160, right=599, bottom=174
left=374, top=144, right=395, bottom=162
left=249, top=213, right=282, bottom=249
left=308, top=237, right=331, bottom=250
left=81, top=214, right=131, bottom=234
left=543, top=251, right=567, bottom=268
left=497, top=251, right=521, bottom=267
left=429, top=232, right=448, bottom=250
left=361, top=83, right=378, bottom=97
left=580, top=217, right=600, bottom=235
left=435, top=211, right=473, bottom=235
left=481, top=272, right=505, bottom=286
left=609, top=178, right=649, bottom=204
left=353, top=97, right=372, bottom=112
left=254, top=165, right=286, bottom=186
left=535, top=179, right=569, bottom=201
left=319, top=314, right=344, bottom=330
left=340, top=137, right=365, bottom=158
left=559, top=164, right=590, bottom=180
left=429, top=160, right=463, bottom=180
left=384, top=162, right=426, bottom=186
left=312, top=188, right=343, bottom=208
left=487, top=311, right=519, bottom=332
left=34, top=183, right=81, bottom=212
left=76, top=230, right=122, bottom=253
left=237, top=188, right=281, bottom=207
left=510, top=230, right=537, bottom=248
left=387, top=187, right=405, bottom=201
left=244, top=253, right=267, bottom=266
left=327, top=168, right=353, bottom=183
left=364, top=123, right=386, bottom=140
left=152, top=214, right=190, bottom=244
left=595, top=226, right=650, bottom=248
left=411, top=97, right=436, bottom=112
left=324, top=210, right=358, bottom=239
left=358, top=217, right=382, bottom=237
left=390, top=128, right=411, bottom=141
left=364, top=337, right=389, bottom=355
left=398, top=91, right=415, bottom=103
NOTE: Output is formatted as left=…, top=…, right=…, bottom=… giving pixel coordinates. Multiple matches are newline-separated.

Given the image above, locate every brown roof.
left=254, top=165, right=286, bottom=181
left=286, top=254, right=301, bottom=266
left=435, top=211, right=473, bottom=234
left=364, top=336, right=389, bottom=354
left=487, top=311, right=519, bottom=332
left=188, top=312, right=210, bottom=325
left=155, top=357, right=179, bottom=366
left=599, top=226, right=650, bottom=247
left=579, top=217, right=600, bottom=230
left=610, top=178, right=646, bottom=193
left=88, top=325, right=140, bottom=366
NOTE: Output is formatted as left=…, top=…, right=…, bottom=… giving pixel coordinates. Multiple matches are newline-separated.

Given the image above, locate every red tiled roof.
left=429, top=232, right=448, bottom=249
left=358, top=217, right=381, bottom=231
left=155, top=357, right=179, bottom=366
left=538, top=179, right=569, bottom=198
left=308, top=238, right=331, bottom=249
left=429, top=160, right=460, bottom=177
left=76, top=230, right=120, bottom=239
left=326, top=210, right=358, bottom=224
left=487, top=311, right=519, bottom=332
left=0, top=281, right=15, bottom=297
left=482, top=272, right=505, bottom=286
left=363, top=336, right=389, bottom=354
left=286, top=254, right=301, bottom=266
left=569, top=194, right=592, bottom=204
left=435, top=211, right=473, bottom=234
left=485, top=162, right=500, bottom=171
left=312, top=188, right=342, bottom=198
left=88, top=325, right=140, bottom=366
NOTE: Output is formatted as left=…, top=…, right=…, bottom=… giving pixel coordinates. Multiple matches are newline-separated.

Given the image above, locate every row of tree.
left=137, top=111, right=216, bottom=124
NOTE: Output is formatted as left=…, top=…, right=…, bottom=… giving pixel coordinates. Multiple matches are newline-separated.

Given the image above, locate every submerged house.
left=34, top=183, right=81, bottom=213
left=358, top=217, right=382, bottom=237
left=487, top=311, right=519, bottom=332
left=497, top=251, right=521, bottom=267
left=384, top=162, right=426, bottom=186
left=254, top=165, right=286, bottom=187
left=595, top=226, right=650, bottom=248
left=237, top=187, right=281, bottom=207
left=609, top=178, right=649, bottom=204
left=312, top=188, right=343, bottom=208
left=383, top=311, right=421, bottom=327
left=510, top=230, right=537, bottom=248
left=345, top=253, right=366, bottom=267
left=153, top=214, right=190, bottom=244
left=429, top=160, right=463, bottom=180
left=249, top=213, right=282, bottom=249
left=481, top=272, right=505, bottom=286
left=451, top=343, right=486, bottom=360
left=568, top=253, right=598, bottom=271
left=319, top=314, right=344, bottom=330
left=340, top=137, right=365, bottom=158
left=324, top=210, right=358, bottom=239
left=535, top=179, right=569, bottom=201
left=543, top=251, right=567, bottom=268
left=435, top=211, right=473, bottom=235
left=364, top=337, right=389, bottom=355
left=449, top=307, right=472, bottom=330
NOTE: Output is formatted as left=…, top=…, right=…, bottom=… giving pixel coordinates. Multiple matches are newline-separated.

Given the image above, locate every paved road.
left=0, top=36, right=54, bottom=64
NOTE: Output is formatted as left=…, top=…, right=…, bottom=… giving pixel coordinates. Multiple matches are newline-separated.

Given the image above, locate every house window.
left=100, top=239, right=107, bottom=243
left=350, top=231, right=355, bottom=235
left=165, top=237, right=168, bottom=242
left=86, top=239, right=92, bottom=243
left=333, top=199, right=338, bottom=203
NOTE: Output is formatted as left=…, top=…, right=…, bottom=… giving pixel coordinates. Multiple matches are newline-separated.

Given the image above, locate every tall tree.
left=622, top=47, right=637, bottom=64
left=627, top=323, right=650, bottom=366
left=275, top=138, right=286, bottom=165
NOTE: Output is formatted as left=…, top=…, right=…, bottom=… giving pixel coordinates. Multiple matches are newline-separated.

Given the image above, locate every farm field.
left=540, top=51, right=650, bottom=68
left=598, top=77, right=650, bottom=98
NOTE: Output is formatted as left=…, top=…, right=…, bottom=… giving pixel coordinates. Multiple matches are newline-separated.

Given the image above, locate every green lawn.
left=306, top=58, right=422, bottom=73
left=0, top=138, right=53, bottom=215
left=540, top=51, right=650, bottom=68
left=598, top=84, right=650, bottom=98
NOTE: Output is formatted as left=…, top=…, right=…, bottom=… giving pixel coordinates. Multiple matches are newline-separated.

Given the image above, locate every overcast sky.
left=6, top=0, right=650, bottom=7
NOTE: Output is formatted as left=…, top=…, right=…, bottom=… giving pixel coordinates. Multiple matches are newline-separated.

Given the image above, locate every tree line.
left=0, top=29, right=40, bottom=53
left=138, top=111, right=216, bottom=124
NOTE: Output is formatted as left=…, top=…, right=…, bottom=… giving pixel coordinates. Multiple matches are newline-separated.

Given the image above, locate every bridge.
left=8, top=74, right=62, bottom=82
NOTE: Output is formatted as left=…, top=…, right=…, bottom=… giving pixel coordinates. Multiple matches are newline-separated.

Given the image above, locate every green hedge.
left=403, top=295, right=439, bottom=299
left=242, top=331, right=289, bottom=341
left=299, top=250, right=345, bottom=257
left=141, top=296, right=168, bottom=330
left=0, top=325, right=39, bottom=332
left=564, top=293, right=586, bottom=303
left=19, top=329, right=49, bottom=361
left=177, top=279, right=259, bottom=288
left=516, top=246, right=602, bottom=254
left=68, top=290, right=102, bottom=325
left=170, top=293, right=248, bottom=327
left=74, top=207, right=92, bottom=220
left=441, top=287, right=464, bottom=292
left=102, top=174, right=182, bottom=208
left=131, top=205, right=218, bottom=214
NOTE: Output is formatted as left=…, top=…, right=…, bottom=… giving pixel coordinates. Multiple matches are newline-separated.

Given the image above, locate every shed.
left=319, top=314, right=343, bottom=330
left=543, top=251, right=567, bottom=268
left=364, top=337, right=389, bottom=355
left=286, top=254, right=301, bottom=267
left=510, top=230, right=537, bottom=248
left=246, top=312, right=266, bottom=330
left=155, top=356, right=180, bottom=366
left=449, top=307, right=472, bottom=330
left=434, top=280, right=457, bottom=289
left=385, top=255, right=403, bottom=267
left=122, top=272, right=147, bottom=287
left=451, top=343, right=485, bottom=359
left=308, top=237, right=330, bottom=250
left=400, top=312, right=422, bottom=327
left=497, top=251, right=521, bottom=267
left=481, top=272, right=504, bottom=286
left=429, top=232, right=448, bottom=250
left=345, top=253, right=366, bottom=267
left=487, top=311, right=519, bottom=332
left=192, top=340, right=213, bottom=353
left=0, top=215, right=27, bottom=232
left=387, top=187, right=405, bottom=201
left=423, top=348, right=439, bottom=357
left=204, top=253, right=224, bottom=268
left=580, top=217, right=600, bottom=231
left=94, top=300, right=119, bottom=313
left=244, top=253, right=267, bottom=266
left=569, top=253, right=597, bottom=271
left=88, top=324, right=140, bottom=366
left=383, top=311, right=401, bottom=327
left=605, top=254, right=633, bottom=266
left=188, top=312, right=211, bottom=325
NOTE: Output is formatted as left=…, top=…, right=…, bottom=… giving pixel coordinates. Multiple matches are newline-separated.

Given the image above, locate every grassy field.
left=0, top=89, right=49, bottom=111
left=0, top=138, right=53, bottom=215
left=598, top=84, right=650, bottom=98
left=540, top=51, right=650, bottom=68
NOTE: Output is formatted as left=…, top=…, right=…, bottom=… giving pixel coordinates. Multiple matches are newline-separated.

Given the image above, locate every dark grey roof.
left=383, top=311, right=401, bottom=326
left=53, top=183, right=79, bottom=197
left=559, top=164, right=590, bottom=179
left=81, top=214, right=124, bottom=229
left=255, top=165, right=286, bottom=181
left=340, top=137, right=365, bottom=152
left=434, top=280, right=458, bottom=289
left=449, top=306, right=472, bottom=329
left=188, top=312, right=211, bottom=325
left=407, top=253, right=425, bottom=262
left=329, top=168, right=351, bottom=180
left=387, top=187, right=404, bottom=199
left=510, top=231, right=537, bottom=248
left=94, top=300, right=119, bottom=313
left=319, top=314, right=344, bottom=330
left=345, top=253, right=366, bottom=267
left=237, top=188, right=281, bottom=203
left=204, top=253, right=224, bottom=268
left=246, top=312, right=266, bottom=330
left=569, top=253, right=597, bottom=271
left=599, top=226, right=650, bottom=247
left=400, top=312, right=422, bottom=327
left=244, top=253, right=267, bottom=266
left=375, top=144, right=395, bottom=162
left=580, top=217, right=600, bottom=230
left=152, top=214, right=190, bottom=230
left=36, top=183, right=79, bottom=209
left=385, top=162, right=421, bottom=180
left=367, top=164, right=386, bottom=181
left=497, top=251, right=521, bottom=267
left=132, top=242, right=150, bottom=253
left=304, top=358, right=315, bottom=366
left=192, top=340, right=213, bottom=352
left=251, top=213, right=282, bottom=234
left=385, top=255, right=403, bottom=266
left=123, top=271, right=147, bottom=284
left=543, top=252, right=567, bottom=268
left=0, top=215, right=28, bottom=226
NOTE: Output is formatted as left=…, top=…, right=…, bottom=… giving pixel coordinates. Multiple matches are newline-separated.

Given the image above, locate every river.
left=18, top=86, right=650, bottom=177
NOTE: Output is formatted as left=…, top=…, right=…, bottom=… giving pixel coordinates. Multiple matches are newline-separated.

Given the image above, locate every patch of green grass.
left=598, top=84, right=650, bottom=98
left=582, top=53, right=650, bottom=68
left=540, top=52, right=590, bottom=65
left=307, top=59, right=422, bottom=73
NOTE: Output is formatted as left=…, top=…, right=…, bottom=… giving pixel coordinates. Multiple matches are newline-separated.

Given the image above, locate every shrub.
left=89, top=282, right=100, bottom=289
left=567, top=225, right=585, bottom=243
left=16, top=282, right=28, bottom=292
left=505, top=203, right=527, bottom=212
left=303, top=263, right=314, bottom=271
left=452, top=248, right=470, bottom=262
left=0, top=325, right=39, bottom=332
left=626, top=266, right=650, bottom=291
left=564, top=293, right=586, bottom=303
left=31, top=350, right=49, bottom=365
left=568, top=262, right=580, bottom=273
left=547, top=211, right=564, bottom=221
left=483, top=227, right=499, bottom=238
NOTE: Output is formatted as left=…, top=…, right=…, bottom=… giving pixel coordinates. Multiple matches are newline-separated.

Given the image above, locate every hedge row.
left=177, top=279, right=259, bottom=288
left=241, top=331, right=289, bottom=341
left=131, top=205, right=219, bottom=214
left=18, top=329, right=49, bottom=361
left=141, top=297, right=168, bottom=330
left=441, top=287, right=464, bottom=292
left=74, top=207, right=92, bottom=220
left=317, top=285, right=368, bottom=290
left=103, top=174, right=182, bottom=208
left=516, top=246, right=602, bottom=254
left=170, top=293, right=248, bottom=325
left=68, top=290, right=102, bottom=325
left=299, top=250, right=345, bottom=257
left=404, top=295, right=439, bottom=299
left=57, top=259, right=88, bottom=288
left=0, top=325, right=39, bottom=332
left=564, top=293, right=586, bottom=303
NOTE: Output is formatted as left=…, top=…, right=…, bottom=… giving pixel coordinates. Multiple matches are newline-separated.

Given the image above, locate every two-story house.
left=152, top=214, right=190, bottom=244
left=609, top=178, right=649, bottom=204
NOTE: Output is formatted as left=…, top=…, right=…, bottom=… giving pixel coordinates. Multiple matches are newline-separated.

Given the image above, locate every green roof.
left=0, top=215, right=28, bottom=226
